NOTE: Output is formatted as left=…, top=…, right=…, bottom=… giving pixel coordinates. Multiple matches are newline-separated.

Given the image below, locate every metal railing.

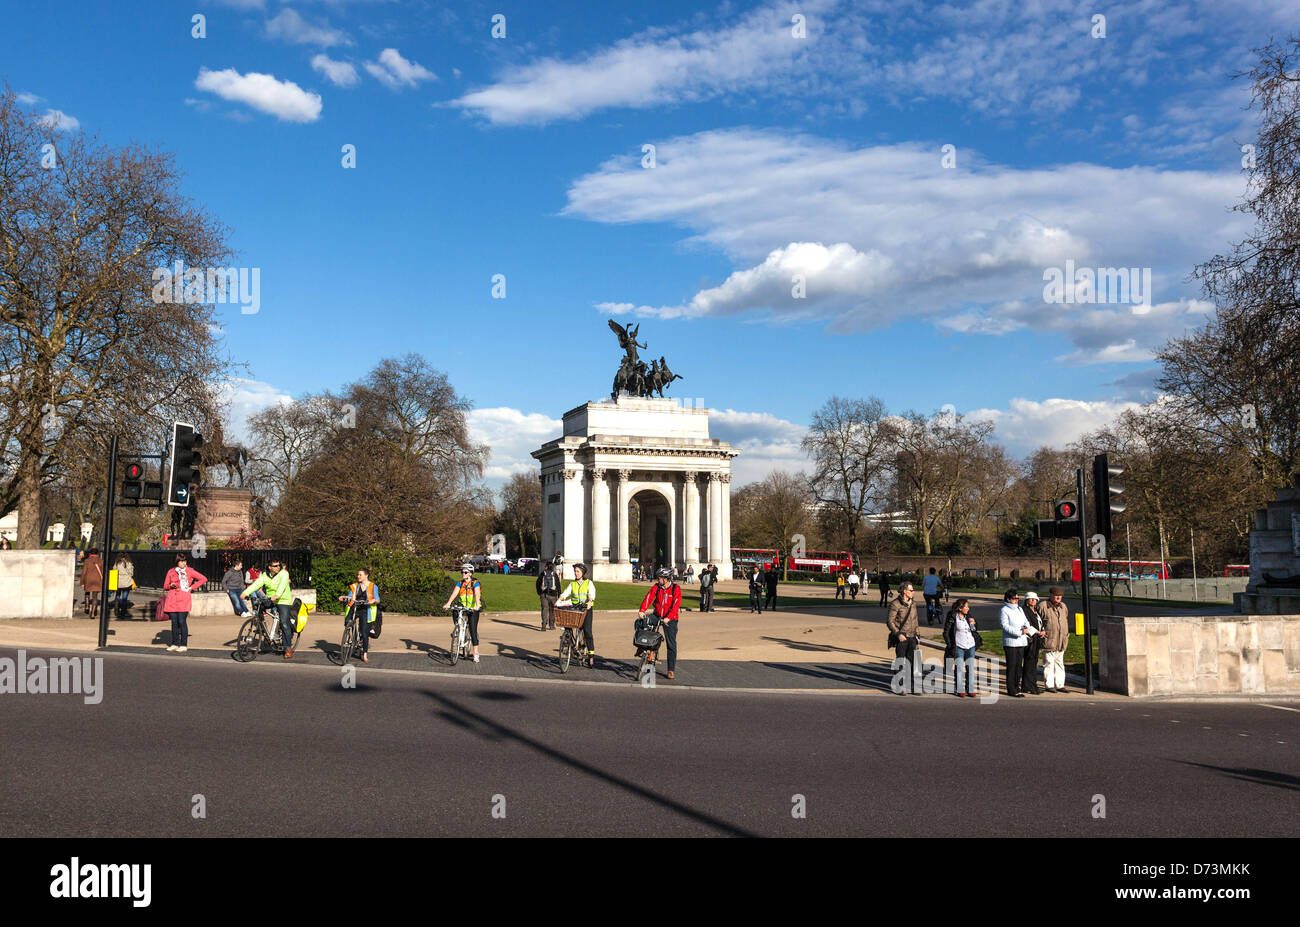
left=107, top=548, right=312, bottom=593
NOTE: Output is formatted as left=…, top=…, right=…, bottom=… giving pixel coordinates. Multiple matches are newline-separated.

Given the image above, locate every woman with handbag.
left=162, top=553, right=207, bottom=653
left=111, top=553, right=135, bottom=619
left=943, top=598, right=980, bottom=697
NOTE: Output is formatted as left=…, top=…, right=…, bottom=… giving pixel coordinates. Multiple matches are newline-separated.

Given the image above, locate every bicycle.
left=447, top=604, right=475, bottom=665
left=553, top=606, right=588, bottom=674
left=234, top=594, right=290, bottom=662
left=633, top=614, right=665, bottom=681
left=338, top=601, right=374, bottom=665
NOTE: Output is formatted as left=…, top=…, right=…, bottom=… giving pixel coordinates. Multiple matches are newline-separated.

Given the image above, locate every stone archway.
left=630, top=487, right=673, bottom=571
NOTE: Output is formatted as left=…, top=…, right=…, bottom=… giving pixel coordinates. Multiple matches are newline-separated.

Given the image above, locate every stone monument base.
left=195, top=487, right=253, bottom=541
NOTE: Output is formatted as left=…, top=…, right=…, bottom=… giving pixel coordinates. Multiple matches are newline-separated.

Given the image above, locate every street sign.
left=1036, top=518, right=1079, bottom=540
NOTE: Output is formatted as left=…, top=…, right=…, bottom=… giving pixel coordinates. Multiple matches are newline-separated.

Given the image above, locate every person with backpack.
left=942, top=598, right=979, bottom=697
left=339, top=568, right=380, bottom=664
left=698, top=563, right=716, bottom=612
left=764, top=565, right=778, bottom=610
left=443, top=564, right=484, bottom=664
left=638, top=568, right=682, bottom=679
left=111, top=553, right=135, bottom=619
left=878, top=571, right=891, bottom=606
left=536, top=560, right=561, bottom=630
left=242, top=560, right=295, bottom=658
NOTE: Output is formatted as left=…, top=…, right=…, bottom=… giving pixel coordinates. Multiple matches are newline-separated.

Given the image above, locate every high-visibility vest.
left=350, top=582, right=377, bottom=621
left=569, top=579, right=591, bottom=606
left=457, top=580, right=479, bottom=608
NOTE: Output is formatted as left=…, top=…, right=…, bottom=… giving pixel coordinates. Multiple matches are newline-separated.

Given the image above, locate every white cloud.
left=194, top=67, right=323, bottom=122
left=467, top=407, right=562, bottom=483
left=311, top=54, right=359, bottom=87
left=16, top=91, right=42, bottom=104
left=365, top=48, right=436, bottom=90
left=967, top=398, right=1141, bottom=456
left=265, top=9, right=350, bottom=46
left=708, top=409, right=809, bottom=484
left=37, top=109, right=80, bottom=132
left=569, top=129, right=1243, bottom=361
left=219, top=378, right=295, bottom=443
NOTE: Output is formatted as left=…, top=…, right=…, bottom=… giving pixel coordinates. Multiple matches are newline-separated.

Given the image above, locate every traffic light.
left=1054, top=499, right=1077, bottom=521
left=1092, top=453, right=1125, bottom=541
left=167, top=422, right=203, bottom=506
left=122, top=462, right=144, bottom=500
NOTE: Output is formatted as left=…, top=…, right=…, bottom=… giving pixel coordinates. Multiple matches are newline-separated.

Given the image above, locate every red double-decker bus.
left=731, top=548, right=780, bottom=571
left=1071, top=559, right=1170, bottom=581
left=1223, top=564, right=1249, bottom=577
left=788, top=550, right=857, bottom=573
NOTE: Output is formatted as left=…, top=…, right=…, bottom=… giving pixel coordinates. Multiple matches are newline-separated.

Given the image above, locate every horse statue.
left=651, top=356, right=684, bottom=397
left=202, top=444, right=249, bottom=487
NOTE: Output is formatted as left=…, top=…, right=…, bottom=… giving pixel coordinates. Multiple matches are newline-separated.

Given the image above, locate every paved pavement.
left=1, top=645, right=1295, bottom=837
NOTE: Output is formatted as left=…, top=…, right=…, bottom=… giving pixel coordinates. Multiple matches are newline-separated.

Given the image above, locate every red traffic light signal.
left=124, top=462, right=144, bottom=480
left=1054, top=500, right=1077, bottom=520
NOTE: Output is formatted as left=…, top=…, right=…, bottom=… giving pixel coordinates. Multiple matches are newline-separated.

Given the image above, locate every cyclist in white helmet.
left=443, top=563, right=484, bottom=663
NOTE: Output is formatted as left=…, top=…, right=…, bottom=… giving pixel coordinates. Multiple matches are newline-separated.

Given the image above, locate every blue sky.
left=3, top=0, right=1288, bottom=486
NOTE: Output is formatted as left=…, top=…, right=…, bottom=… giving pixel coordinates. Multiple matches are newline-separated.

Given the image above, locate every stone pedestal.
left=194, top=487, right=253, bottom=541
left=533, top=397, right=739, bottom=581
left=1236, top=487, right=1300, bottom=614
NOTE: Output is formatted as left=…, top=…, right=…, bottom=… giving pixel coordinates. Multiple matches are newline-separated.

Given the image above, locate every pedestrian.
left=222, top=558, right=249, bottom=617
left=556, top=562, right=597, bottom=668
left=111, top=552, right=135, bottom=619
left=699, top=562, right=715, bottom=612
left=162, top=552, right=208, bottom=653
left=887, top=581, right=920, bottom=694
left=1039, top=586, right=1071, bottom=692
left=80, top=547, right=103, bottom=620
left=943, top=598, right=979, bottom=697
left=879, top=571, right=891, bottom=606
left=835, top=571, right=846, bottom=600
left=685, top=564, right=695, bottom=585
left=923, top=567, right=942, bottom=625
left=637, top=567, right=682, bottom=679
left=1020, top=591, right=1047, bottom=694
left=999, top=589, right=1035, bottom=697
left=536, top=559, right=561, bottom=630
left=764, top=564, right=778, bottom=609
left=848, top=568, right=860, bottom=600
left=748, top=567, right=764, bottom=613
left=0, top=537, right=11, bottom=550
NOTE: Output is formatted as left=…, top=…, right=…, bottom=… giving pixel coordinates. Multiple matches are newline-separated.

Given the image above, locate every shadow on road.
left=759, top=661, right=897, bottom=692
left=1179, top=762, right=1300, bottom=792
left=421, top=690, right=758, bottom=836
left=759, top=635, right=865, bottom=655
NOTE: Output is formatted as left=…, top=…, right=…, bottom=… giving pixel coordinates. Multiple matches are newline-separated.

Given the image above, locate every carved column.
left=708, top=472, right=723, bottom=564
left=615, top=469, right=630, bottom=562
left=683, top=471, right=699, bottom=564
left=591, top=468, right=610, bottom=562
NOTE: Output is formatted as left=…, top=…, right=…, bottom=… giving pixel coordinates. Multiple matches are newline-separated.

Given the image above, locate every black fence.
left=107, top=548, right=312, bottom=593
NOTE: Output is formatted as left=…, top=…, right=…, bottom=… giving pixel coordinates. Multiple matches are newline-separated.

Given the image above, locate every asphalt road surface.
left=1, top=647, right=1296, bottom=837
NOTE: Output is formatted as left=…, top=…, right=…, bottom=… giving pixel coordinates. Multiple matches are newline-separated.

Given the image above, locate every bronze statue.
left=607, top=320, right=684, bottom=399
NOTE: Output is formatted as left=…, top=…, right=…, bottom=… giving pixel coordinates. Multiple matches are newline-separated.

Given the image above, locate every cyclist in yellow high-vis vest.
left=557, top=562, right=597, bottom=668
left=442, top=563, right=483, bottom=663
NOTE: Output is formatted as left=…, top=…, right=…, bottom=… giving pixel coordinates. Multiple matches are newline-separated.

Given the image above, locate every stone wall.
left=123, top=588, right=317, bottom=619
left=0, top=550, right=76, bottom=619
left=1099, top=614, right=1300, bottom=696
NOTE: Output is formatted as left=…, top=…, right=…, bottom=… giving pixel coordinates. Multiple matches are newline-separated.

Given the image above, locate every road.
left=1, top=647, right=1296, bottom=837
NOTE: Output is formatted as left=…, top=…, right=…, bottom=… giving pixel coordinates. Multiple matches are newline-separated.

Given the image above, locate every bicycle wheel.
left=558, top=630, right=573, bottom=674
left=234, top=618, right=261, bottom=662
left=340, top=620, right=357, bottom=665
left=449, top=621, right=461, bottom=665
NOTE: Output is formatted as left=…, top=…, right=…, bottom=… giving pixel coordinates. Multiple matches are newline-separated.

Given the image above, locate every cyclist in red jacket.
left=638, top=567, right=682, bottom=679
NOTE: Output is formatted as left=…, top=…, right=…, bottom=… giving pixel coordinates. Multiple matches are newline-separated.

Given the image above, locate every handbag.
left=973, top=629, right=984, bottom=649
left=153, top=596, right=168, bottom=622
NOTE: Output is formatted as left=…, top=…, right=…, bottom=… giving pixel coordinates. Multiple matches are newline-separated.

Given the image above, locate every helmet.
left=656, top=567, right=672, bottom=579
left=572, top=563, right=587, bottom=576
left=460, top=563, right=475, bottom=574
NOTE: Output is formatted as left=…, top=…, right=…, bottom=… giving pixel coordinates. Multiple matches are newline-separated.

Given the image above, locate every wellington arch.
left=532, top=396, right=738, bottom=582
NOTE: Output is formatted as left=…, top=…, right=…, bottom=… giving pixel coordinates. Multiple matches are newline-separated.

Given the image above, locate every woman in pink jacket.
left=162, top=552, right=207, bottom=653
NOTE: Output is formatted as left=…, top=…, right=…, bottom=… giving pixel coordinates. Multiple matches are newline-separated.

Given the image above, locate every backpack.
left=368, top=604, right=383, bottom=639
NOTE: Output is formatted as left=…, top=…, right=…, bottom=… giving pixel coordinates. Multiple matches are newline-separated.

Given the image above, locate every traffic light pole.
left=1076, top=467, right=1095, bottom=695
left=97, top=435, right=118, bottom=649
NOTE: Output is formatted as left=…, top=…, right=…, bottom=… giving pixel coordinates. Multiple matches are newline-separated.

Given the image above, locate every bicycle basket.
left=553, top=607, right=586, bottom=629
left=633, top=617, right=662, bottom=650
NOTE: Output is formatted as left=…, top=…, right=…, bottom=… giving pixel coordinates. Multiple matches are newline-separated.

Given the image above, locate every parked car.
left=514, top=557, right=539, bottom=575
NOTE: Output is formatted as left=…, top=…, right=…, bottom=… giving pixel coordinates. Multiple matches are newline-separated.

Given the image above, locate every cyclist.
left=338, top=567, right=380, bottom=664
left=556, top=562, right=597, bottom=667
left=241, top=560, right=295, bottom=659
left=638, top=567, right=682, bottom=680
left=442, top=563, right=483, bottom=663
left=923, top=567, right=942, bottom=625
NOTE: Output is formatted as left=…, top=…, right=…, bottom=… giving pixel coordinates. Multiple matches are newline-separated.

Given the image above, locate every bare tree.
left=0, top=89, right=231, bottom=547
left=498, top=471, right=541, bottom=558
left=891, top=410, right=995, bottom=555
